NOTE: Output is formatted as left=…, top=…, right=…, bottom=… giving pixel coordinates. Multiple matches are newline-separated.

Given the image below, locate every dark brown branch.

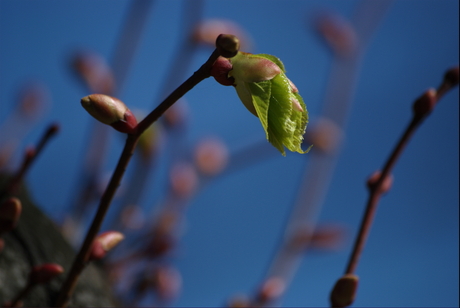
left=54, top=37, right=238, bottom=306
left=330, top=66, right=459, bottom=307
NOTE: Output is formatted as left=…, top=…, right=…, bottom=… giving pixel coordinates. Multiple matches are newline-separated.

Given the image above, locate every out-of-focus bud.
left=29, top=263, right=64, bottom=284
left=216, top=34, right=240, bottom=58
left=211, top=56, right=234, bottom=86
left=169, top=162, right=198, bottom=198
left=367, top=170, right=393, bottom=194
left=81, top=94, right=138, bottom=134
left=315, top=13, right=357, bottom=57
left=256, top=277, right=286, bottom=304
left=0, top=197, right=22, bottom=234
left=153, top=266, right=182, bottom=300
left=412, top=88, right=437, bottom=118
left=227, top=294, right=250, bottom=308
left=72, top=51, right=115, bottom=94
left=193, top=19, right=253, bottom=51
left=136, top=114, right=160, bottom=159
left=17, top=82, right=50, bottom=120
left=89, top=231, right=125, bottom=261
left=443, top=66, right=459, bottom=87
left=304, top=117, right=343, bottom=154
left=289, top=224, right=345, bottom=252
left=330, top=274, right=359, bottom=307
left=163, top=99, right=189, bottom=129
left=194, top=137, right=229, bottom=176
left=120, top=205, right=145, bottom=230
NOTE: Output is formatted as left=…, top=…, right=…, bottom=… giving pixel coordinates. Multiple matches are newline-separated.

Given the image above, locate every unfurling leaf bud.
left=330, top=274, right=359, bottom=307
left=29, top=263, right=64, bottom=284
left=216, top=34, right=240, bottom=58
left=89, top=231, right=124, bottom=261
left=0, top=197, right=22, bottom=234
left=81, top=94, right=138, bottom=134
left=227, top=51, right=309, bottom=155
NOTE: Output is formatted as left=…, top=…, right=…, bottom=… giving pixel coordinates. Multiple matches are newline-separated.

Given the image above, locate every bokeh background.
left=0, top=0, right=458, bottom=307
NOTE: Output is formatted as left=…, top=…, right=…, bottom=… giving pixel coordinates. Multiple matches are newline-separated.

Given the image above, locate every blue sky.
left=0, top=1, right=458, bottom=307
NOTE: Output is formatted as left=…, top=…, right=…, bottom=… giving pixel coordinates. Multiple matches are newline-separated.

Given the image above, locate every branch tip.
left=216, top=34, right=240, bottom=58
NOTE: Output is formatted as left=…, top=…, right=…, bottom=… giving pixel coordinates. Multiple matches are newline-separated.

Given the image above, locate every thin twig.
left=54, top=47, right=224, bottom=307
left=0, top=123, right=59, bottom=199
left=344, top=67, right=459, bottom=277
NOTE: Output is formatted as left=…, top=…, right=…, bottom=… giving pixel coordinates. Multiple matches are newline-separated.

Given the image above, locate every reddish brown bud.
left=169, top=162, right=198, bottom=198
left=330, top=274, right=359, bottom=307
left=72, top=51, right=115, bottom=94
left=367, top=170, right=393, bottom=194
left=412, top=88, right=437, bottom=118
left=89, top=231, right=124, bottom=261
left=304, top=118, right=343, bottom=154
left=193, top=19, right=252, bottom=51
left=256, top=277, right=286, bottom=304
left=444, top=66, right=459, bottom=87
left=153, top=266, right=182, bottom=300
left=194, top=137, right=229, bottom=175
left=315, top=13, right=357, bottom=57
left=227, top=295, right=250, bottom=308
left=211, top=56, right=234, bottom=86
left=216, top=34, right=240, bottom=58
left=0, top=197, right=22, bottom=234
left=29, top=263, right=64, bottom=284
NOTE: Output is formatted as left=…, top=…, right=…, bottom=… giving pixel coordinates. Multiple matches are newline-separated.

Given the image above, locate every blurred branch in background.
left=0, top=83, right=50, bottom=171
left=62, top=0, right=154, bottom=242
left=233, top=1, right=393, bottom=306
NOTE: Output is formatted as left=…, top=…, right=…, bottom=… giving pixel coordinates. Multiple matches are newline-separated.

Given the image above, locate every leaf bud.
left=412, top=88, right=437, bottom=118
left=81, top=94, right=138, bottom=134
left=216, top=34, right=240, bottom=58
left=29, top=263, right=64, bottom=284
left=330, top=274, right=359, bottom=307
left=89, top=231, right=124, bottom=261
left=230, top=52, right=281, bottom=83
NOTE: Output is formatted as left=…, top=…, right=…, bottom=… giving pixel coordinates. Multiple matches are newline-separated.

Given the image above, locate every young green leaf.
left=228, top=52, right=310, bottom=155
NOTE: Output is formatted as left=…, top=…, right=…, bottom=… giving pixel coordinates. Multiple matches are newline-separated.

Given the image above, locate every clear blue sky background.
left=0, top=1, right=458, bottom=307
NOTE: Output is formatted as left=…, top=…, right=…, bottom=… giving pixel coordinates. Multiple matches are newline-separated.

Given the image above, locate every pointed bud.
left=211, top=56, right=234, bottom=86
left=330, top=274, right=359, bottom=307
left=0, top=197, right=22, bottom=234
left=81, top=94, right=138, bottom=134
left=29, top=263, right=64, bottom=284
left=230, top=52, right=281, bottom=83
left=89, top=231, right=124, bottom=261
left=216, top=34, right=240, bottom=58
